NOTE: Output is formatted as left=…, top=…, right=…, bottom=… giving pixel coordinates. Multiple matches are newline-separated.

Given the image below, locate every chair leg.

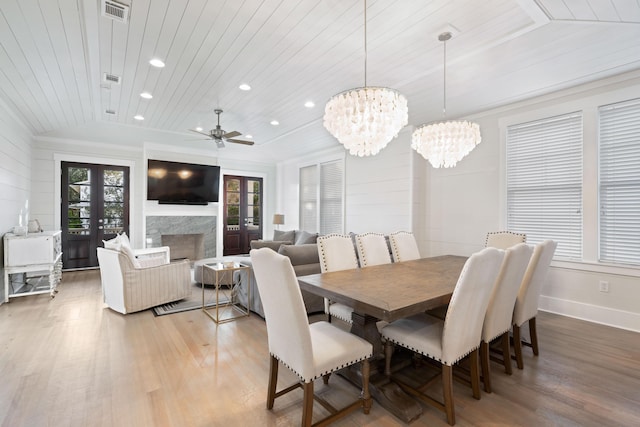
left=501, top=332, right=513, bottom=375
left=480, top=341, right=491, bottom=393
left=267, top=355, right=278, bottom=409
left=529, top=317, right=539, bottom=356
left=384, top=341, right=394, bottom=376
left=513, top=324, right=524, bottom=369
left=302, top=381, right=314, bottom=427
left=361, top=359, right=372, bottom=414
left=442, top=364, right=455, bottom=426
left=469, top=348, right=481, bottom=400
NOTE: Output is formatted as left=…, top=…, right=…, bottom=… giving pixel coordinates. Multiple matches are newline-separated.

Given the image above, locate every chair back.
left=317, top=234, right=359, bottom=273
left=389, top=231, right=420, bottom=262
left=355, top=233, right=392, bottom=267
left=485, top=231, right=526, bottom=249
left=250, top=248, right=315, bottom=379
left=513, top=240, right=557, bottom=327
left=482, top=243, right=533, bottom=342
left=441, top=247, right=504, bottom=364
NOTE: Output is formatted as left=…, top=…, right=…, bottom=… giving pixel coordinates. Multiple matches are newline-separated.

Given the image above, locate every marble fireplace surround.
left=145, top=216, right=216, bottom=260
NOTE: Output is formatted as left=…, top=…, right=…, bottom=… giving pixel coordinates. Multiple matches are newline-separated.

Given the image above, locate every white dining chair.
left=355, top=232, right=392, bottom=267
left=479, top=242, right=533, bottom=393
left=485, top=231, right=526, bottom=249
left=317, top=233, right=359, bottom=324
left=388, top=231, right=420, bottom=262
left=512, top=239, right=557, bottom=369
left=250, top=248, right=373, bottom=426
left=381, top=247, right=505, bottom=425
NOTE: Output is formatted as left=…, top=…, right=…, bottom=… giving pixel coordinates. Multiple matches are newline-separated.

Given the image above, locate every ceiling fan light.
left=195, top=127, right=203, bottom=132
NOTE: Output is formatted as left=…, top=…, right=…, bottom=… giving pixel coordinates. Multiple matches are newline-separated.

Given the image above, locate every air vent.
left=102, top=0, right=129, bottom=23
left=103, top=73, right=121, bottom=84
left=105, top=109, right=117, bottom=115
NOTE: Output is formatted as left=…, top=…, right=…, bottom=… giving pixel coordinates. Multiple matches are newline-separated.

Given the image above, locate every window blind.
left=599, top=98, right=640, bottom=265
left=506, top=112, right=583, bottom=259
left=299, top=165, right=318, bottom=233
left=319, top=160, right=343, bottom=234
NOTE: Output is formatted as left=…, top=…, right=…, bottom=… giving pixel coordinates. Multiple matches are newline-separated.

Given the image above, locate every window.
left=299, top=159, right=344, bottom=234
left=599, top=98, right=640, bottom=265
left=506, top=112, right=583, bottom=259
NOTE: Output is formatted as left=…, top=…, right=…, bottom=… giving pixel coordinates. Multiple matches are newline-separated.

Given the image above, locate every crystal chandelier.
left=323, top=0, right=408, bottom=157
left=411, top=32, right=481, bottom=168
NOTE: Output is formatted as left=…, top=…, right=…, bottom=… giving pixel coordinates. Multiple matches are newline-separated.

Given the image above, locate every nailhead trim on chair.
left=485, top=231, right=526, bottom=247
left=383, top=336, right=479, bottom=366
left=270, top=352, right=372, bottom=383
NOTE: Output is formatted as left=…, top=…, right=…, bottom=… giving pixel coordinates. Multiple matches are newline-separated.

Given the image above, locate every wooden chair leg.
left=361, top=359, right=372, bottom=414
left=384, top=341, right=394, bottom=376
left=480, top=341, right=492, bottom=393
left=442, top=364, right=455, bottom=426
left=470, top=348, right=481, bottom=399
left=302, top=381, right=314, bottom=427
left=513, top=324, right=524, bottom=369
left=501, top=332, right=513, bottom=375
left=267, top=355, right=278, bottom=409
left=529, top=317, right=539, bottom=356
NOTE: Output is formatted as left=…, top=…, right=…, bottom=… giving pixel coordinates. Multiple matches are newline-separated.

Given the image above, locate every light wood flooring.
left=1, top=270, right=639, bottom=426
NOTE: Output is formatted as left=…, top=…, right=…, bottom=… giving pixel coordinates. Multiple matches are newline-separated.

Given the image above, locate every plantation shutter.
left=299, top=165, right=318, bottom=232
left=599, top=98, right=640, bottom=265
left=319, top=160, right=344, bottom=234
left=506, top=112, right=583, bottom=259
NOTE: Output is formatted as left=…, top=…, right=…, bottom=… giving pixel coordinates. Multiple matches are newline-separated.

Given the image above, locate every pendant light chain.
left=442, top=36, right=446, bottom=118
left=364, top=0, right=367, bottom=87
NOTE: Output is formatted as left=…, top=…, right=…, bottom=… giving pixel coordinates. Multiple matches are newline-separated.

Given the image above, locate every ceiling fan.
left=189, top=109, right=254, bottom=148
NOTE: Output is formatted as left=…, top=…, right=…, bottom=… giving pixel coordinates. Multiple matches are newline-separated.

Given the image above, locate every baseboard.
left=539, top=295, right=640, bottom=333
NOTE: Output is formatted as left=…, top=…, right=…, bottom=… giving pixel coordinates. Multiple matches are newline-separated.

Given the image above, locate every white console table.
left=3, top=231, right=63, bottom=302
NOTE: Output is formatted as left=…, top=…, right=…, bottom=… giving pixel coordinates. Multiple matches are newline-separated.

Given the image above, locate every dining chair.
left=479, top=242, right=533, bottom=393
left=512, top=239, right=557, bottom=369
left=250, top=248, right=373, bottom=426
left=355, top=232, right=392, bottom=267
left=485, top=231, right=526, bottom=249
left=317, top=233, right=359, bottom=324
left=388, top=231, right=420, bottom=262
left=381, top=247, right=505, bottom=425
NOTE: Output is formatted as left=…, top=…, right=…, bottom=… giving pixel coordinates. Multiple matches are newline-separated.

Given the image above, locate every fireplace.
left=146, top=216, right=216, bottom=260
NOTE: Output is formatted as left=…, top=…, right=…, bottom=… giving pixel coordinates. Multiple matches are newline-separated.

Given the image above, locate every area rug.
left=152, top=283, right=230, bottom=316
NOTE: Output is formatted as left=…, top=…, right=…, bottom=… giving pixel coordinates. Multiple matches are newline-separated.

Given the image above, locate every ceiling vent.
left=105, top=109, right=117, bottom=115
left=103, top=73, right=121, bottom=84
left=102, top=0, right=129, bottom=23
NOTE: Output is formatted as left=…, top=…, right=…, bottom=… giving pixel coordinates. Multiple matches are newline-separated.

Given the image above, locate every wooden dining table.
left=297, top=255, right=468, bottom=423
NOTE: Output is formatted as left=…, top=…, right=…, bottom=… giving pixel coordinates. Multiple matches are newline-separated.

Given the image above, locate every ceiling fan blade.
left=226, top=138, right=255, bottom=146
left=222, top=130, right=241, bottom=139
left=189, top=129, right=213, bottom=137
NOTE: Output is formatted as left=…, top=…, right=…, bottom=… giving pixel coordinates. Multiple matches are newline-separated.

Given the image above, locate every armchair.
left=96, top=247, right=191, bottom=314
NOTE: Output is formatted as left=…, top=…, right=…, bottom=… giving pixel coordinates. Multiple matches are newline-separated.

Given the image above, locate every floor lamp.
left=273, top=214, right=284, bottom=230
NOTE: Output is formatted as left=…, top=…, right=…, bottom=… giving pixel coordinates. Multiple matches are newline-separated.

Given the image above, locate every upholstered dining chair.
left=355, top=232, right=392, bottom=267
left=250, top=248, right=373, bottom=427
left=485, top=231, right=526, bottom=249
left=381, top=247, right=505, bottom=425
left=479, top=243, right=533, bottom=393
left=513, top=239, right=557, bottom=369
left=317, top=234, right=359, bottom=324
left=388, top=231, right=420, bottom=262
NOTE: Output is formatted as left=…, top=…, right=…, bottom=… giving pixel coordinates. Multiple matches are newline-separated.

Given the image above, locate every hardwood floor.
left=1, top=270, right=638, bottom=426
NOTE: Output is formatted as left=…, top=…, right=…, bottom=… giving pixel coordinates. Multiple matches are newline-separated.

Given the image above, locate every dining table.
left=297, top=255, right=468, bottom=423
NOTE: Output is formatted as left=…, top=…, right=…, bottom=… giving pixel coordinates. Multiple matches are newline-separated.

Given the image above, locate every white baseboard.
left=539, top=295, right=640, bottom=333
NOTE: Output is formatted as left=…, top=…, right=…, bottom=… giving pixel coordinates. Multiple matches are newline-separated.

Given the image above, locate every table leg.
left=345, top=312, right=423, bottom=423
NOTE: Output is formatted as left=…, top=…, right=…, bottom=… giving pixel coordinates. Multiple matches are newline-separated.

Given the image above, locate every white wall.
left=0, top=99, right=33, bottom=303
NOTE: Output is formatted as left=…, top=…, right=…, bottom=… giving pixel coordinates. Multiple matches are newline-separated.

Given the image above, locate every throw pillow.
left=103, top=234, right=122, bottom=250
left=295, top=230, right=318, bottom=245
left=119, top=235, right=141, bottom=268
left=250, top=240, right=292, bottom=252
left=273, top=229, right=295, bottom=243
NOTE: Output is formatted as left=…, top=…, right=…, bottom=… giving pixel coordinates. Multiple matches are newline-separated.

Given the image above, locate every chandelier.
left=323, top=0, right=408, bottom=157
left=411, top=32, right=481, bottom=168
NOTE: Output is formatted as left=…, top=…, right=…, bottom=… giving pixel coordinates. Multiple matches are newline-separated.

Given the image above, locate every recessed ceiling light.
left=140, top=92, right=153, bottom=99
left=245, top=134, right=253, bottom=139
left=134, top=115, right=144, bottom=121
left=149, top=58, right=165, bottom=68
left=304, top=101, right=315, bottom=108
left=239, top=83, right=251, bottom=91
left=270, top=120, right=279, bottom=126
left=195, top=127, right=203, bottom=132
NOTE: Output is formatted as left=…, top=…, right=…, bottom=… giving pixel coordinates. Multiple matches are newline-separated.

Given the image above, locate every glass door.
left=223, top=175, right=262, bottom=255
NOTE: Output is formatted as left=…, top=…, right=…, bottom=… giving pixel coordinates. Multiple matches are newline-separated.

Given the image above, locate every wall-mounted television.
left=147, top=159, right=220, bottom=205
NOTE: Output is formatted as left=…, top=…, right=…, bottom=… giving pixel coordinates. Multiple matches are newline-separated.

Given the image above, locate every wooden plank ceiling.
left=0, top=0, right=639, bottom=162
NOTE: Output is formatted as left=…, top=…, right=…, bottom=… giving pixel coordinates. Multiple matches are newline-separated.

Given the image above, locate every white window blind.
left=506, top=112, right=583, bottom=259
left=299, top=165, right=318, bottom=233
left=599, top=98, right=640, bottom=265
left=319, top=160, right=343, bottom=234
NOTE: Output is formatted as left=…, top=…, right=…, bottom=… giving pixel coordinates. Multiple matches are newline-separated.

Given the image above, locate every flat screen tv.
left=147, top=159, right=220, bottom=205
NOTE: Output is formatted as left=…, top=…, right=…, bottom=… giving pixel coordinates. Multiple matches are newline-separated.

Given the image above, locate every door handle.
left=98, top=226, right=103, bottom=230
